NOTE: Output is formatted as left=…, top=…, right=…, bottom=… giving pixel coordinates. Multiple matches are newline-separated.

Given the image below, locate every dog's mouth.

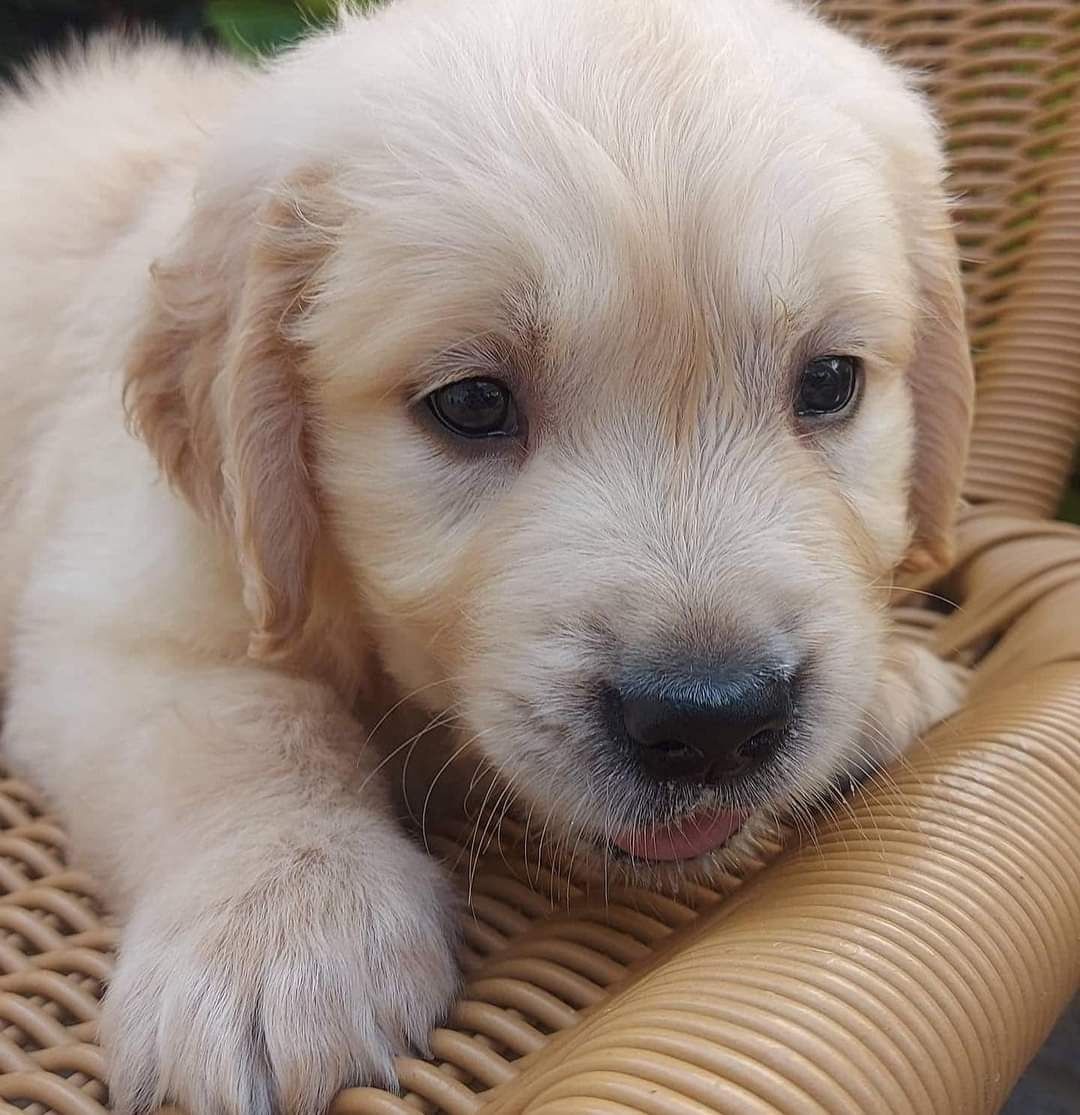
left=609, top=807, right=750, bottom=863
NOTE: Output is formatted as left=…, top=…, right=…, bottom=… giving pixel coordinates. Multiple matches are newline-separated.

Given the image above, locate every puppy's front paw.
left=104, top=844, right=460, bottom=1115
left=867, top=638, right=969, bottom=768
left=897, top=639, right=969, bottom=735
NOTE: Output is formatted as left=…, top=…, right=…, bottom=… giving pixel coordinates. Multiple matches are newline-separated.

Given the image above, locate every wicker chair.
left=2, top=1, right=1079, bottom=1112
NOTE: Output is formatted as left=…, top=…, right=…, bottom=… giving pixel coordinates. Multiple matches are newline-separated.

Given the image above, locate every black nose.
left=617, top=665, right=795, bottom=785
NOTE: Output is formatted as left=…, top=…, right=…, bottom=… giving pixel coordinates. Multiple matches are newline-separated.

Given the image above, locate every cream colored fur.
left=0, top=2, right=972, bottom=1112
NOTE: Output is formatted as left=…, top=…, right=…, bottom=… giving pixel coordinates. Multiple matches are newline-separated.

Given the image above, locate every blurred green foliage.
left=0, top=0, right=344, bottom=79
left=205, top=0, right=337, bottom=55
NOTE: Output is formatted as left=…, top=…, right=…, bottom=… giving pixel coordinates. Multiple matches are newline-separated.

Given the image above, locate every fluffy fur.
left=0, top=1, right=972, bottom=1111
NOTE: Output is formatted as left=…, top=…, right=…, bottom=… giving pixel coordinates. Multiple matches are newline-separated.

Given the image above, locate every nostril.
left=651, top=739, right=697, bottom=759
left=729, top=726, right=782, bottom=770
left=637, top=738, right=709, bottom=782
left=738, top=726, right=780, bottom=758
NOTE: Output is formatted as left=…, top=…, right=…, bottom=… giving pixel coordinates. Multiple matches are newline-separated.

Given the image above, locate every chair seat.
left=2, top=508, right=1079, bottom=1114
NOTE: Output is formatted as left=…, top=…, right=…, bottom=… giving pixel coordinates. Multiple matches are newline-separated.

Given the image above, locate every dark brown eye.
left=795, top=356, right=860, bottom=418
left=428, top=377, right=518, bottom=438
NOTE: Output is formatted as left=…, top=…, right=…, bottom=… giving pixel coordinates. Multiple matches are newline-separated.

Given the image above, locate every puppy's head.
left=127, top=0, right=973, bottom=873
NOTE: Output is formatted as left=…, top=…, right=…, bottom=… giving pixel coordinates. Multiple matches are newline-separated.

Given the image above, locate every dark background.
left=0, top=1, right=337, bottom=79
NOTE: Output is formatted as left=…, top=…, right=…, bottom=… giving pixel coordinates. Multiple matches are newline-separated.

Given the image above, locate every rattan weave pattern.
left=0, top=779, right=115, bottom=1115
left=2, top=2, right=1080, bottom=1113
left=0, top=770, right=761, bottom=1114
left=826, top=0, right=1080, bottom=516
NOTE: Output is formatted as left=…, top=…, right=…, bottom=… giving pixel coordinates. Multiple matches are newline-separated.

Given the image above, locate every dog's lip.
left=610, top=808, right=749, bottom=862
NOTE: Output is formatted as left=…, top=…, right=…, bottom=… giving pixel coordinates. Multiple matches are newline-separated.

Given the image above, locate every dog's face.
left=312, top=144, right=921, bottom=867
left=128, top=0, right=973, bottom=873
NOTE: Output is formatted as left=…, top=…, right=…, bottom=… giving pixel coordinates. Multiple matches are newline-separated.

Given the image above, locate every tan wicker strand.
left=0, top=778, right=114, bottom=1115
left=0, top=1072, right=109, bottom=1115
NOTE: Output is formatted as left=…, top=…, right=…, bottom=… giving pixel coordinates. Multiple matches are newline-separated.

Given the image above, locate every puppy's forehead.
left=535, top=139, right=907, bottom=358
left=379, top=47, right=909, bottom=372
left=459, top=150, right=909, bottom=445
left=361, top=107, right=911, bottom=396
left=315, top=0, right=917, bottom=408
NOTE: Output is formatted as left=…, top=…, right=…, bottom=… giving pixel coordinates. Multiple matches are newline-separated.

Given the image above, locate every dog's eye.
left=795, top=356, right=860, bottom=418
left=428, top=377, right=518, bottom=438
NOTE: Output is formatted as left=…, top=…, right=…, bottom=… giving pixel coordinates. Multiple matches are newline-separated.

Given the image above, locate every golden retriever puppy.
left=0, top=0, right=973, bottom=1110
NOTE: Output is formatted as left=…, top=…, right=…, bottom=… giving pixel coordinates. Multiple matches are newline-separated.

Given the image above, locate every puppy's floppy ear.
left=125, top=170, right=338, bottom=657
left=901, top=184, right=975, bottom=575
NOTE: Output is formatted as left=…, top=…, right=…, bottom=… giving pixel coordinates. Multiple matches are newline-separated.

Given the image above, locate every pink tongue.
left=612, top=810, right=748, bottom=862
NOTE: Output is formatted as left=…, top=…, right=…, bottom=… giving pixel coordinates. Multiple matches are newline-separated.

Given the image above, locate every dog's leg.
left=3, top=651, right=459, bottom=1115
left=857, top=635, right=969, bottom=772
